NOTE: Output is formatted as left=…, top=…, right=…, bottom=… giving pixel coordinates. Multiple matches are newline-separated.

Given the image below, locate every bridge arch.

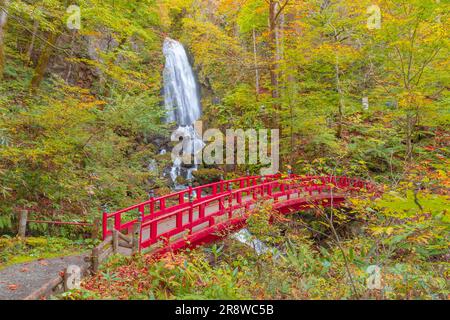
left=102, top=175, right=379, bottom=256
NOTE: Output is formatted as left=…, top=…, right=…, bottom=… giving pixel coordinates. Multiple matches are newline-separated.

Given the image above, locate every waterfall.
left=163, top=38, right=204, bottom=185
left=232, top=229, right=281, bottom=259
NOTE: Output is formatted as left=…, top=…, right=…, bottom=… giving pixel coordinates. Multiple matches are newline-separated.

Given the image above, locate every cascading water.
left=232, top=229, right=280, bottom=259
left=163, top=38, right=204, bottom=186
left=161, top=39, right=272, bottom=248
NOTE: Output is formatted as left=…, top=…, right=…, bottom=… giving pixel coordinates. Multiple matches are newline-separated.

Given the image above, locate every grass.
left=0, top=236, right=97, bottom=270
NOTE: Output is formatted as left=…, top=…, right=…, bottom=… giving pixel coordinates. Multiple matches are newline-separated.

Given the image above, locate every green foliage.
left=180, top=17, right=249, bottom=96
left=348, top=128, right=403, bottom=173
left=192, top=168, right=223, bottom=185
left=77, top=185, right=449, bottom=299
left=0, top=236, right=93, bottom=269
left=77, top=251, right=255, bottom=299
left=236, top=0, right=268, bottom=34
left=0, top=1, right=168, bottom=231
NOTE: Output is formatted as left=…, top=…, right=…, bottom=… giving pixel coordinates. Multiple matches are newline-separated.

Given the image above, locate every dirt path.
left=0, top=254, right=89, bottom=300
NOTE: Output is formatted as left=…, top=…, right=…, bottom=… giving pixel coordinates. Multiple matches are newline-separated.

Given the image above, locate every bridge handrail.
left=104, top=174, right=352, bottom=217
left=104, top=174, right=280, bottom=218
left=101, top=175, right=266, bottom=237
left=137, top=175, right=376, bottom=250
left=102, top=174, right=378, bottom=240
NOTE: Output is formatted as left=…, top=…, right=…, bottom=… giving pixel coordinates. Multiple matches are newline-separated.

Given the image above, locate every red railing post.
left=150, top=221, right=157, bottom=241
left=149, top=197, right=155, bottom=217
left=260, top=176, right=265, bottom=198
left=286, top=182, right=291, bottom=200
left=219, top=196, right=224, bottom=212
left=251, top=178, right=257, bottom=200
left=237, top=190, right=242, bottom=204
left=176, top=211, right=182, bottom=229
left=138, top=216, right=143, bottom=253
left=179, top=192, right=184, bottom=205
left=114, top=213, right=121, bottom=231
left=228, top=184, right=233, bottom=218
left=199, top=203, right=205, bottom=219
left=188, top=202, right=193, bottom=235
left=102, top=211, right=107, bottom=240
left=268, top=181, right=272, bottom=196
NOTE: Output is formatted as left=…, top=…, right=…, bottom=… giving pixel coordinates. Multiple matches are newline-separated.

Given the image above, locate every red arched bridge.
left=102, top=174, right=379, bottom=256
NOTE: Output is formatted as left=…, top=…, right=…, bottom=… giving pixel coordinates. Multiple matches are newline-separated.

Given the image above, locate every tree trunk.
left=268, top=1, right=279, bottom=102
left=17, top=209, right=28, bottom=237
left=405, top=113, right=415, bottom=161
left=276, top=10, right=284, bottom=77
left=0, top=0, right=9, bottom=80
left=30, top=31, right=58, bottom=92
left=252, top=28, right=259, bottom=99
left=268, top=0, right=283, bottom=165
left=287, top=74, right=295, bottom=167
left=27, top=19, right=39, bottom=64
left=335, top=54, right=344, bottom=138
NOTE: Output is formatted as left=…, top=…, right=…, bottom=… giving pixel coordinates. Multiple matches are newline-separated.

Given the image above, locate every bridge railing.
left=102, top=175, right=378, bottom=252
left=102, top=174, right=278, bottom=238
left=137, top=175, right=377, bottom=253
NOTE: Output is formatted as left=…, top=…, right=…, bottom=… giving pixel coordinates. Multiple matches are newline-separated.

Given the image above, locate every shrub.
left=192, top=168, right=223, bottom=185
left=25, top=237, right=48, bottom=248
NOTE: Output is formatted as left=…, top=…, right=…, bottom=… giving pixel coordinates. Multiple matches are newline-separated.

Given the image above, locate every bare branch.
left=274, top=0, right=290, bottom=22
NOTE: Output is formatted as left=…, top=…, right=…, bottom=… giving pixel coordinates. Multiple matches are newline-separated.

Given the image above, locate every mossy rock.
left=155, top=187, right=171, bottom=197
left=176, top=176, right=187, bottom=185
left=192, top=168, right=223, bottom=185
left=0, top=238, right=14, bottom=249
left=25, top=237, right=48, bottom=248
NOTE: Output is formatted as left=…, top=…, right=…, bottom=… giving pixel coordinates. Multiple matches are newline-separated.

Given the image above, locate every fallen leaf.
left=7, top=284, right=18, bottom=291
left=39, top=260, right=49, bottom=266
left=20, top=267, right=29, bottom=273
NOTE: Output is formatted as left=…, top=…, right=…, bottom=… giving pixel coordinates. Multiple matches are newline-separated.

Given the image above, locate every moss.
left=0, top=237, right=14, bottom=249
left=176, top=175, right=187, bottom=185
left=0, top=236, right=87, bottom=270
left=155, top=186, right=171, bottom=196
left=25, top=237, right=48, bottom=248
left=0, top=251, right=82, bottom=271
left=192, top=168, right=223, bottom=185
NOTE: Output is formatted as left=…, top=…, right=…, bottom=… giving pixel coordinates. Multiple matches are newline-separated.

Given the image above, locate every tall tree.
left=30, top=31, right=58, bottom=92
left=0, top=0, right=9, bottom=80
left=266, top=0, right=289, bottom=127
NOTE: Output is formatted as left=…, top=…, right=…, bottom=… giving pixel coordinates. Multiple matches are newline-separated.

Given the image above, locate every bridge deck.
left=102, top=175, right=376, bottom=256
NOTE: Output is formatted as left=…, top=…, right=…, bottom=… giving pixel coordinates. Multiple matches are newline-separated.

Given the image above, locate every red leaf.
left=8, top=284, right=18, bottom=291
